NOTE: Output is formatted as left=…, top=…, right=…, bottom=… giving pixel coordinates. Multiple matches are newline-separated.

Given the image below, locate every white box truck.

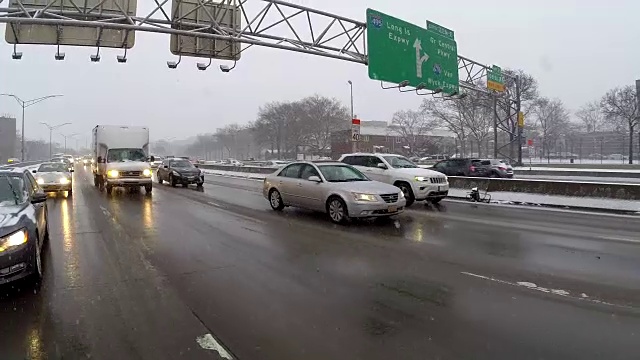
left=92, top=125, right=154, bottom=194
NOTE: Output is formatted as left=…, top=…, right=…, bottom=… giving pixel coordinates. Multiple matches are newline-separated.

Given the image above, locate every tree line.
left=182, top=94, right=350, bottom=160
left=391, top=69, right=638, bottom=164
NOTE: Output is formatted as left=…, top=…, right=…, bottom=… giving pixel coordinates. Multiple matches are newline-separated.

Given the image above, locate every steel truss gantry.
left=0, top=0, right=524, bottom=164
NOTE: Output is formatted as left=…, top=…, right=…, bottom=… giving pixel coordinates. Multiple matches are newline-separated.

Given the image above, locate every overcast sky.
left=1, top=0, right=639, bottom=146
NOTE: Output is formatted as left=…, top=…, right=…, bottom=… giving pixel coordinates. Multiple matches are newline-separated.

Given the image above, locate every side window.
left=366, top=156, right=384, bottom=168
left=300, top=165, right=320, bottom=180
left=342, top=156, right=367, bottom=166
left=279, top=164, right=303, bottom=178
left=480, top=160, right=491, bottom=166
left=24, top=173, right=38, bottom=195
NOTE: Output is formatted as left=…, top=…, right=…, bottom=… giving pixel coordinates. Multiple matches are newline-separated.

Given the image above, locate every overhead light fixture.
left=55, top=52, right=65, bottom=61
left=167, top=61, right=178, bottom=69
left=90, top=54, right=101, bottom=62
left=12, top=52, right=23, bottom=60
left=116, top=55, right=127, bottom=63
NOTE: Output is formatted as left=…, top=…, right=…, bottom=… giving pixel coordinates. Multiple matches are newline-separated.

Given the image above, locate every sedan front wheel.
left=327, top=197, right=348, bottom=224
left=269, top=189, right=285, bottom=211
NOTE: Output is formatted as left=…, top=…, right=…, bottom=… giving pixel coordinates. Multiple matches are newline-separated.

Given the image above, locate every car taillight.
left=470, top=165, right=476, bottom=172
left=499, top=166, right=507, bottom=170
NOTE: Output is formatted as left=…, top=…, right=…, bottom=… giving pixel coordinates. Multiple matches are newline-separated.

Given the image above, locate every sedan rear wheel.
left=33, top=236, right=43, bottom=281
left=328, top=197, right=348, bottom=224
left=269, top=189, right=285, bottom=211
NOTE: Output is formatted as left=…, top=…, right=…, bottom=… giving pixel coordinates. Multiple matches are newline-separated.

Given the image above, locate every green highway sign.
left=366, top=9, right=459, bottom=95
left=487, top=65, right=505, bottom=92
left=426, top=20, right=454, bottom=40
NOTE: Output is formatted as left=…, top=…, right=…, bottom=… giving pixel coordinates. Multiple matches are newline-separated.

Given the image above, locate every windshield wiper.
left=1, top=175, right=19, bottom=205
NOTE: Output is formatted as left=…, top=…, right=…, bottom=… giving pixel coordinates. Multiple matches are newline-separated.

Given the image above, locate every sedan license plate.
left=388, top=206, right=397, bottom=213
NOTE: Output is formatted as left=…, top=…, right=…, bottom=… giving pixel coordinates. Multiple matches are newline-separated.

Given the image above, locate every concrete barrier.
left=448, top=176, right=640, bottom=200
left=516, top=169, right=640, bottom=178
left=199, top=164, right=276, bottom=174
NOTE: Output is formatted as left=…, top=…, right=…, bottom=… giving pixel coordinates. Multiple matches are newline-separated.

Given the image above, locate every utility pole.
left=493, top=93, right=498, bottom=159
left=515, top=75, right=523, bottom=166
left=635, top=80, right=640, bottom=164
left=61, top=133, right=78, bottom=153
left=40, top=122, right=71, bottom=158
left=0, top=93, right=63, bottom=161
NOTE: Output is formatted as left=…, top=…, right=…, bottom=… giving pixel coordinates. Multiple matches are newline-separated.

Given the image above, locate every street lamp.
left=40, top=122, right=71, bottom=158
left=60, top=133, right=78, bottom=152
left=0, top=93, right=64, bottom=161
left=347, top=80, right=354, bottom=120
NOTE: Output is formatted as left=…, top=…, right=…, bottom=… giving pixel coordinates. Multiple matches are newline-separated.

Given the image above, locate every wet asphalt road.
left=1, top=166, right=640, bottom=360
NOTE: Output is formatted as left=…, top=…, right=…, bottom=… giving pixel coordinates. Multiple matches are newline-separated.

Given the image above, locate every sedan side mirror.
left=308, top=175, right=322, bottom=182
left=32, top=170, right=37, bottom=173
left=163, top=165, right=168, bottom=169
left=70, top=169, right=74, bottom=173
left=149, top=156, right=155, bottom=162
left=31, top=192, right=47, bottom=204
left=97, top=156, right=103, bottom=163
left=194, top=164, right=199, bottom=168
left=377, top=163, right=387, bottom=170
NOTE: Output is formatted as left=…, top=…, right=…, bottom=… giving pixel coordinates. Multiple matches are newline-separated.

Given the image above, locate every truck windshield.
left=107, top=148, right=147, bottom=163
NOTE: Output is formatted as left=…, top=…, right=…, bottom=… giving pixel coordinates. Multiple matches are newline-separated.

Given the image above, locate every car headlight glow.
left=36, top=178, right=44, bottom=185
left=107, top=170, right=120, bottom=178
left=414, top=176, right=428, bottom=182
left=352, top=193, right=377, bottom=202
left=0, top=229, right=27, bottom=252
left=59, top=177, right=70, bottom=184
left=142, top=169, right=152, bottom=177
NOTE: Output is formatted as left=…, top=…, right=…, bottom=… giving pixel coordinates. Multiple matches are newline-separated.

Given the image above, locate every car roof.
left=340, top=153, right=403, bottom=157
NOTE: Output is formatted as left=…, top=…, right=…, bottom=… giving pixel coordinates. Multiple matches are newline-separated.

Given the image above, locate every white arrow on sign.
left=413, top=38, right=429, bottom=78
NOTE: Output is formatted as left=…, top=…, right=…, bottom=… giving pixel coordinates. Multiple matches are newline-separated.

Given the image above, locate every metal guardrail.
left=199, top=164, right=640, bottom=200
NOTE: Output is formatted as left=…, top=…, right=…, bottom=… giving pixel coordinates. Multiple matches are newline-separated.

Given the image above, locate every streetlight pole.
left=40, top=122, right=71, bottom=158
left=61, top=133, right=78, bottom=153
left=0, top=94, right=64, bottom=161
left=347, top=80, right=354, bottom=120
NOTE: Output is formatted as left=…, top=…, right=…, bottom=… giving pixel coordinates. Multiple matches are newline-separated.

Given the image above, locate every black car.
left=431, top=158, right=491, bottom=177
left=0, top=169, right=49, bottom=285
left=157, top=158, right=204, bottom=187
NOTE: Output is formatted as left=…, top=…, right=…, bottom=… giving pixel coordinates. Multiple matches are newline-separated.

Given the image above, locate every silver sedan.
left=263, top=161, right=406, bottom=224
left=32, top=162, right=73, bottom=196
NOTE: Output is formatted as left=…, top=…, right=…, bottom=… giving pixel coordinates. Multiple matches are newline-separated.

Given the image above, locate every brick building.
left=330, top=120, right=455, bottom=159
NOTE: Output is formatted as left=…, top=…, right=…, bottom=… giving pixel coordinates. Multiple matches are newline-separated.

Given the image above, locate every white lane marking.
left=196, top=333, right=233, bottom=359
left=99, top=205, right=111, bottom=216
left=207, top=201, right=221, bottom=207
left=461, top=271, right=631, bottom=309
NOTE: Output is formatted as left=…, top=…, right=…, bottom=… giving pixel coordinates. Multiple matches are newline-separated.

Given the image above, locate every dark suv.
left=431, top=158, right=491, bottom=177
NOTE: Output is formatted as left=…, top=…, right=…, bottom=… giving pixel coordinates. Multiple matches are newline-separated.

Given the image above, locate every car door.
left=158, top=160, right=169, bottom=180
left=432, top=160, right=449, bottom=175
left=276, top=163, right=304, bottom=206
left=296, top=164, right=324, bottom=210
left=364, top=155, right=391, bottom=183
left=24, top=173, right=46, bottom=242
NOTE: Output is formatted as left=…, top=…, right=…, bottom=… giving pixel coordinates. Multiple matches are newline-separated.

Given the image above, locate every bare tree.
left=600, top=85, right=638, bottom=164
left=299, top=95, right=349, bottom=155
left=421, top=98, right=467, bottom=156
left=458, top=93, right=493, bottom=157
left=575, top=101, right=604, bottom=133
left=531, top=97, right=570, bottom=158
left=389, top=109, right=433, bottom=156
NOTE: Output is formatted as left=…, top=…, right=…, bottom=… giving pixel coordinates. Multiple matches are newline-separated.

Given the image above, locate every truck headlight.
left=107, top=170, right=119, bottom=178
left=36, top=178, right=44, bottom=185
left=414, top=176, right=428, bottom=182
left=0, top=229, right=27, bottom=252
left=352, top=193, right=377, bottom=202
left=142, top=169, right=152, bottom=177
left=59, top=177, right=70, bottom=184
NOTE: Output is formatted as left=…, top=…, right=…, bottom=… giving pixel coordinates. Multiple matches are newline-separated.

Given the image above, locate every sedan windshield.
left=38, top=163, right=68, bottom=172
left=171, top=160, right=194, bottom=168
left=107, top=148, right=147, bottom=163
left=383, top=156, right=418, bottom=168
left=318, top=165, right=369, bottom=182
left=0, top=175, right=25, bottom=206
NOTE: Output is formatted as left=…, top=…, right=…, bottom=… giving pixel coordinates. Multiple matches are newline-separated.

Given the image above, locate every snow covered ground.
left=447, top=189, right=640, bottom=213
left=201, top=169, right=268, bottom=180
left=516, top=175, right=640, bottom=184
